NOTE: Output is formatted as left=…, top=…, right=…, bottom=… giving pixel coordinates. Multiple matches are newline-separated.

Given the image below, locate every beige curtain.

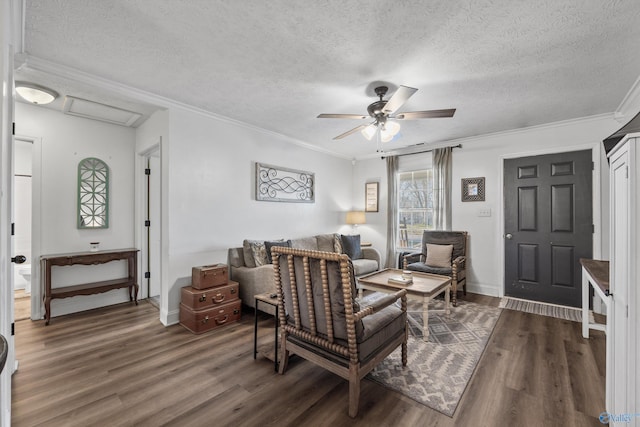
left=385, top=156, right=398, bottom=268
left=432, top=147, right=452, bottom=230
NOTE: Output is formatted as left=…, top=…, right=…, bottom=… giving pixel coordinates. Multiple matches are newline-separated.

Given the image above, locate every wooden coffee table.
left=357, top=268, right=452, bottom=340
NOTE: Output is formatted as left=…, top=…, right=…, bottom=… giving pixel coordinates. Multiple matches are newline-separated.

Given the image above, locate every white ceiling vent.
left=63, top=96, right=142, bottom=127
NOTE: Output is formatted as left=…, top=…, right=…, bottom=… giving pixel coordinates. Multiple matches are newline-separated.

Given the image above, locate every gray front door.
left=504, top=150, right=592, bottom=307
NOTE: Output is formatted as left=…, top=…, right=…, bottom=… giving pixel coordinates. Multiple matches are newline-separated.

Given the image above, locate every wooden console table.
left=580, top=258, right=610, bottom=339
left=41, top=248, right=139, bottom=325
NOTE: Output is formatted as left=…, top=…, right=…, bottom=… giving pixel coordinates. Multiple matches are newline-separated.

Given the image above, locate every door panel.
left=504, top=150, right=592, bottom=307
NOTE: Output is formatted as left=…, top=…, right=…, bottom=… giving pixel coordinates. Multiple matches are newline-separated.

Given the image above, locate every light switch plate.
left=478, top=208, right=492, bottom=217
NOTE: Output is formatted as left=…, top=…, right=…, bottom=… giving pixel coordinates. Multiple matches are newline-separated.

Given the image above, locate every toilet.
left=17, top=264, right=31, bottom=294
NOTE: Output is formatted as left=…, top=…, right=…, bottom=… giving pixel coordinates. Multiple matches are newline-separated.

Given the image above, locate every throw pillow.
left=243, top=239, right=268, bottom=267
left=264, top=239, right=290, bottom=264
left=333, top=233, right=343, bottom=253
left=425, top=243, right=453, bottom=268
left=341, top=234, right=363, bottom=260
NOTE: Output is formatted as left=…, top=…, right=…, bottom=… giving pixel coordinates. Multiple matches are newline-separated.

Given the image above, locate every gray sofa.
left=228, top=233, right=381, bottom=310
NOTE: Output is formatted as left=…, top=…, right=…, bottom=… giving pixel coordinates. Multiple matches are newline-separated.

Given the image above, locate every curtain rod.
left=380, top=144, right=462, bottom=159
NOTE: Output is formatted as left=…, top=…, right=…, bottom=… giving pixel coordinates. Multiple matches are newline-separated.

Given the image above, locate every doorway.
left=13, top=138, right=32, bottom=320
left=503, top=149, right=593, bottom=307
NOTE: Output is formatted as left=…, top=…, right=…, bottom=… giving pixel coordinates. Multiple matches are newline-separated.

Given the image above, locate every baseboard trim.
left=465, top=283, right=500, bottom=297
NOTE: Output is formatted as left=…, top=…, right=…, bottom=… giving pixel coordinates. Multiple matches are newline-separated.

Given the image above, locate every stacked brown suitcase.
left=179, top=264, right=241, bottom=334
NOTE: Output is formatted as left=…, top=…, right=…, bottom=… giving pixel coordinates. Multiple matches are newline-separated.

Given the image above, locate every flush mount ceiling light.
left=15, top=81, right=59, bottom=105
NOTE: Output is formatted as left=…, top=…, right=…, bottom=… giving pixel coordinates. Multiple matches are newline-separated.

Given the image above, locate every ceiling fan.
left=317, top=85, right=456, bottom=142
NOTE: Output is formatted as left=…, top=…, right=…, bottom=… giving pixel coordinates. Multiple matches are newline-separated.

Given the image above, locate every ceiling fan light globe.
left=386, top=121, right=401, bottom=136
left=361, top=125, right=377, bottom=140
left=381, top=130, right=394, bottom=143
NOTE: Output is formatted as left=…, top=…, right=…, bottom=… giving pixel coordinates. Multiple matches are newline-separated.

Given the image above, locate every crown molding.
left=15, top=54, right=351, bottom=160
left=615, top=74, right=640, bottom=122
left=357, top=113, right=616, bottom=160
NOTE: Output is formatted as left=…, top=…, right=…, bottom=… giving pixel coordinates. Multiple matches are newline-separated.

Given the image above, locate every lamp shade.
left=346, top=211, right=366, bottom=225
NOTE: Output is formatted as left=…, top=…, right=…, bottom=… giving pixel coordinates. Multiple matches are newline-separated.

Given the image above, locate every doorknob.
left=11, top=255, right=26, bottom=264
left=505, top=233, right=513, bottom=240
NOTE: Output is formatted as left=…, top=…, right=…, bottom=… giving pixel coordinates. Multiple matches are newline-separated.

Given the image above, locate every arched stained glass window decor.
left=77, top=157, right=109, bottom=228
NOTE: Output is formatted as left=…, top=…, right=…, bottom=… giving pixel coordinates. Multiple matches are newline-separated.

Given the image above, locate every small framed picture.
left=462, top=177, right=485, bottom=202
left=365, top=182, right=379, bottom=212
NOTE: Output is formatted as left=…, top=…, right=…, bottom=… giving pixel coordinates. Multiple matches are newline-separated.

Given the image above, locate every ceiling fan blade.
left=317, top=113, right=367, bottom=119
left=394, top=109, right=456, bottom=120
left=333, top=124, right=368, bottom=140
left=382, top=85, right=418, bottom=115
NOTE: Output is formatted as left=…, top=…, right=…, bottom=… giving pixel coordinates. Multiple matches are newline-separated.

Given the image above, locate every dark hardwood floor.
left=12, top=294, right=606, bottom=426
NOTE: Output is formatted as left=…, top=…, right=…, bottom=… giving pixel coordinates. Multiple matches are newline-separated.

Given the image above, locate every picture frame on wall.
left=365, top=182, right=379, bottom=212
left=461, top=177, right=485, bottom=202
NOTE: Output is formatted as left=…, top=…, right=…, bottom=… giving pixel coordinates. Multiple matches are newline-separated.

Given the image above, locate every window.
left=397, top=169, right=433, bottom=249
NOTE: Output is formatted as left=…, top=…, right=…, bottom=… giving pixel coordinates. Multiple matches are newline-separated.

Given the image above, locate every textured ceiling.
left=17, top=0, right=640, bottom=159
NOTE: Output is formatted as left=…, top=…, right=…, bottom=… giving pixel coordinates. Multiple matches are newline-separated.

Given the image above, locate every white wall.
left=156, top=108, right=353, bottom=324
left=15, top=102, right=136, bottom=317
left=353, top=114, right=622, bottom=297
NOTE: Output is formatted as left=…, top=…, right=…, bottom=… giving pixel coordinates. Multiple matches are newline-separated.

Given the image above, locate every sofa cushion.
left=242, top=239, right=259, bottom=268
left=352, top=258, right=378, bottom=276
left=341, top=234, right=362, bottom=259
left=289, top=236, right=318, bottom=251
left=425, top=243, right=453, bottom=268
left=316, top=234, right=337, bottom=252
left=265, top=239, right=289, bottom=264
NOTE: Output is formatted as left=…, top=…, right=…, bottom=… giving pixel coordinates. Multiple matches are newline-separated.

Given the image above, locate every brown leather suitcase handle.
left=213, top=293, right=225, bottom=303
left=215, top=315, right=229, bottom=325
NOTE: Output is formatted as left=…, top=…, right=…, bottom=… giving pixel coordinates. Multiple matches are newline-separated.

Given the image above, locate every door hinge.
left=592, top=224, right=595, bottom=233
left=145, top=220, right=151, bottom=227
left=12, top=122, right=15, bottom=135
left=145, top=168, right=151, bottom=175
left=626, top=165, right=629, bottom=179
left=11, top=322, right=15, bottom=336
left=144, top=272, right=151, bottom=279
left=11, top=222, right=15, bottom=236
left=591, top=161, right=594, bottom=171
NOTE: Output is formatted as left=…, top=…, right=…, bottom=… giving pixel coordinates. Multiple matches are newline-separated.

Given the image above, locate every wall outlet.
left=478, top=208, right=492, bottom=217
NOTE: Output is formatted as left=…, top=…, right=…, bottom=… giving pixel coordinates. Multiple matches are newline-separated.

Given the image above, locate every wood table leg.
left=445, top=285, right=451, bottom=315
left=44, top=296, right=51, bottom=325
left=422, top=296, right=429, bottom=340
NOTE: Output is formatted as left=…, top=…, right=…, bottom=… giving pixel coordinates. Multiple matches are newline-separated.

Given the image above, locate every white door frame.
left=14, top=135, right=43, bottom=320
left=0, top=1, right=17, bottom=422
left=498, top=142, right=602, bottom=298
left=135, top=139, right=166, bottom=321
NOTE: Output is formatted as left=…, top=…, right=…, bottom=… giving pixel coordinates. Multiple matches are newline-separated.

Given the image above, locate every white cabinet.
left=607, top=134, right=639, bottom=425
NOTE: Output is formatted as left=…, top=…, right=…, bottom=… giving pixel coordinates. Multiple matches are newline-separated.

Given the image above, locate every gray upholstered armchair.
left=403, top=231, right=468, bottom=306
left=272, top=247, right=407, bottom=418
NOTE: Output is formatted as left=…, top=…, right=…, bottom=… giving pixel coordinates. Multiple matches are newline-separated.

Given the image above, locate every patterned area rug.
left=368, top=299, right=502, bottom=417
left=498, top=297, right=582, bottom=322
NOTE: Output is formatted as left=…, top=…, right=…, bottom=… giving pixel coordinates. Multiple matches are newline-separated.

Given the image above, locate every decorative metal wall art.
left=461, top=177, right=485, bottom=202
left=256, top=162, right=314, bottom=203
left=78, top=157, right=109, bottom=228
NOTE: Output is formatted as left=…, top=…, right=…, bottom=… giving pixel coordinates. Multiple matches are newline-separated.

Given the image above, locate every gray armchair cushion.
left=421, top=231, right=466, bottom=260
left=406, top=262, right=452, bottom=276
